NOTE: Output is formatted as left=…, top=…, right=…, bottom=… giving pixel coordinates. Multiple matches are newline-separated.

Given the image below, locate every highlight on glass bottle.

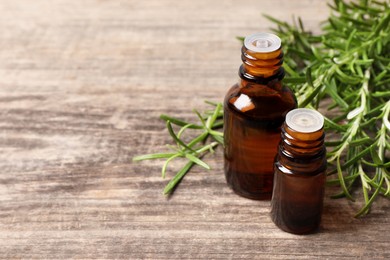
left=271, top=108, right=327, bottom=234
left=223, top=33, right=297, bottom=200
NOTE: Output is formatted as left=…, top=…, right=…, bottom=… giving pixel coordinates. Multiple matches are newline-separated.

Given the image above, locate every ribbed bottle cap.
left=285, top=108, right=324, bottom=133
left=244, top=33, right=281, bottom=53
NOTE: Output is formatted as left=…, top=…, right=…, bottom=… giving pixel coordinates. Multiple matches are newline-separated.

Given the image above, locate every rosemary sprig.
left=133, top=102, right=223, bottom=195
left=134, top=0, right=389, bottom=217
left=263, top=0, right=390, bottom=217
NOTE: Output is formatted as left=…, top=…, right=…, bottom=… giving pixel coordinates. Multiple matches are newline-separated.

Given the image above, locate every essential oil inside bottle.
left=224, top=33, right=297, bottom=200
left=271, top=108, right=327, bottom=234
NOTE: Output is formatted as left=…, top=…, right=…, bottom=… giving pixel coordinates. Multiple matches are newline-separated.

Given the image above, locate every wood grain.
left=0, top=0, right=389, bottom=259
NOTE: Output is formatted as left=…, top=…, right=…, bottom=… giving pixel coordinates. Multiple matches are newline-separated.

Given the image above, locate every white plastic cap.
left=286, top=108, right=324, bottom=133
left=244, top=33, right=281, bottom=53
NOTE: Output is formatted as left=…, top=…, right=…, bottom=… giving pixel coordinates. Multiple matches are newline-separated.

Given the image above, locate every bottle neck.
left=281, top=123, right=325, bottom=155
left=239, top=45, right=285, bottom=85
left=278, top=123, right=326, bottom=175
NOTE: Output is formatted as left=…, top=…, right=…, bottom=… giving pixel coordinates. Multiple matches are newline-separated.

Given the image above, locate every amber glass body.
left=271, top=124, right=327, bottom=234
left=223, top=46, right=297, bottom=200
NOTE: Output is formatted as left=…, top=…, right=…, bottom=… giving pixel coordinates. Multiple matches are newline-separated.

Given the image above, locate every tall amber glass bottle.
left=271, top=108, right=326, bottom=234
left=224, top=33, right=297, bottom=200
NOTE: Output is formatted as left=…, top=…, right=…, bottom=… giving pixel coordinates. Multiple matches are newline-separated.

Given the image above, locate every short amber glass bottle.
left=224, top=33, right=297, bottom=200
left=271, top=108, right=326, bottom=234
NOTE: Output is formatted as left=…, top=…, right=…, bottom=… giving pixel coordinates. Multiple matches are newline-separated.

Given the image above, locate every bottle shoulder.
left=275, top=159, right=327, bottom=177
left=224, top=81, right=297, bottom=119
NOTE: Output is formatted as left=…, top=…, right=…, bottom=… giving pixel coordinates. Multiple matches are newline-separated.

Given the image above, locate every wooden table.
left=0, top=0, right=389, bottom=258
